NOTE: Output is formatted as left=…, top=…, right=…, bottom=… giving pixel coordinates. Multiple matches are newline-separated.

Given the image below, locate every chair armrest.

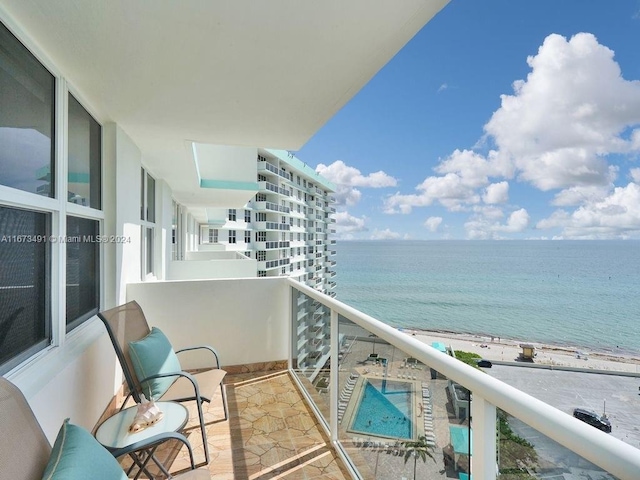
left=175, top=345, right=222, bottom=369
left=138, top=370, right=202, bottom=400
left=111, top=431, right=197, bottom=470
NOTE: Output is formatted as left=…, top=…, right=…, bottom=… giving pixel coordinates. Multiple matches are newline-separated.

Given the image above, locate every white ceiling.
left=2, top=0, right=448, bottom=196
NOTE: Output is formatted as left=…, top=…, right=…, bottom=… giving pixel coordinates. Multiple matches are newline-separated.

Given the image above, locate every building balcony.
left=256, top=160, right=280, bottom=176
left=254, top=221, right=291, bottom=231
left=168, top=251, right=256, bottom=280
left=257, top=161, right=291, bottom=181
left=279, top=186, right=291, bottom=196
left=254, top=240, right=290, bottom=250
left=257, top=180, right=280, bottom=194
left=253, top=201, right=290, bottom=214
left=105, top=278, right=640, bottom=480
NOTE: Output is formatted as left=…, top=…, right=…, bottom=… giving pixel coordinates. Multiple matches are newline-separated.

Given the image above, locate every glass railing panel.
left=336, top=316, right=460, bottom=480
left=496, top=408, right=617, bottom=479
left=291, top=289, right=331, bottom=422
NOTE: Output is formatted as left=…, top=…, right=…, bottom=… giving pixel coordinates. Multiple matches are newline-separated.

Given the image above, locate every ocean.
left=334, top=241, right=640, bottom=356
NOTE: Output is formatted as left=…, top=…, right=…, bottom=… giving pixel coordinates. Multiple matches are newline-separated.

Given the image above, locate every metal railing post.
left=330, top=308, right=339, bottom=442
left=471, top=395, right=497, bottom=480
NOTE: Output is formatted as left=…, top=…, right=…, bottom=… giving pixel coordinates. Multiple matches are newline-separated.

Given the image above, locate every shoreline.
left=405, top=328, right=640, bottom=373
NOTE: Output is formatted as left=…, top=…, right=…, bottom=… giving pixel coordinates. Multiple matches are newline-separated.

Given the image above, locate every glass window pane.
left=0, top=206, right=51, bottom=374
left=68, top=94, right=101, bottom=209
left=65, top=216, right=99, bottom=331
left=146, top=227, right=153, bottom=275
left=140, top=168, right=145, bottom=220
left=146, top=174, right=155, bottom=222
left=0, top=22, right=55, bottom=196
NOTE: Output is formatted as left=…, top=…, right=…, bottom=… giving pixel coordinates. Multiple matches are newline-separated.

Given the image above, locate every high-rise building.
left=199, top=149, right=337, bottom=296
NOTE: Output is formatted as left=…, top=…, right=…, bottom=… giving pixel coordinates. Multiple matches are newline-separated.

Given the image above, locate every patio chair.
left=0, top=377, right=209, bottom=480
left=98, top=300, right=228, bottom=464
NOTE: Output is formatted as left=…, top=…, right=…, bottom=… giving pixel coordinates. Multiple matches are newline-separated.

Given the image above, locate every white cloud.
left=502, top=208, right=531, bottom=232
left=370, top=228, right=402, bottom=240
left=472, top=205, right=505, bottom=221
left=483, top=182, right=509, bottom=204
left=384, top=149, right=513, bottom=213
left=383, top=32, right=640, bottom=238
left=333, top=211, right=368, bottom=236
left=424, top=216, right=443, bottom=232
left=465, top=208, right=530, bottom=239
left=316, top=160, right=397, bottom=206
left=550, top=185, right=611, bottom=207
left=485, top=33, right=640, bottom=191
left=537, top=183, right=640, bottom=238
left=437, top=83, right=448, bottom=93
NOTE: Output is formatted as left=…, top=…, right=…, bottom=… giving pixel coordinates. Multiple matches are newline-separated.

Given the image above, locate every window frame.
left=0, top=16, right=105, bottom=379
left=140, top=167, right=156, bottom=278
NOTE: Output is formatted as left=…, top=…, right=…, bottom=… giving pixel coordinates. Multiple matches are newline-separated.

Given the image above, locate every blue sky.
left=297, top=0, right=640, bottom=240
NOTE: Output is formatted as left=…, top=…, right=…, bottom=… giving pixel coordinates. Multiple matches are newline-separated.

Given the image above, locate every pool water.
left=351, top=379, right=413, bottom=439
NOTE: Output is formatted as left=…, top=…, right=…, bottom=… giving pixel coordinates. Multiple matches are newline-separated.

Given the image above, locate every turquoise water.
left=335, top=241, right=640, bottom=356
left=351, top=379, right=413, bottom=439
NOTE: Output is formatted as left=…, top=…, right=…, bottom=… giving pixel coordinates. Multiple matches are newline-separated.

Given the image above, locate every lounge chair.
left=0, top=378, right=209, bottom=480
left=98, top=300, right=227, bottom=464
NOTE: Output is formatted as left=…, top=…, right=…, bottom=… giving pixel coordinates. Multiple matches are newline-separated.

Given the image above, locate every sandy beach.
left=409, top=329, right=640, bottom=374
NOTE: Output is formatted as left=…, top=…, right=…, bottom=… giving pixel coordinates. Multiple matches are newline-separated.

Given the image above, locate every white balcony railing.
left=125, top=277, right=640, bottom=480
left=286, top=279, right=640, bottom=480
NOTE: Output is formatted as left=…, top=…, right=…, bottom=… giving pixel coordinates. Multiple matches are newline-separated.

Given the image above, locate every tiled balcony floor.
left=171, top=370, right=352, bottom=480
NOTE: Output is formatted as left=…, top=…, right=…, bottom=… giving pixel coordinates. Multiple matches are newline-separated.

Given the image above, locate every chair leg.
left=196, top=397, right=210, bottom=464
left=221, top=383, right=228, bottom=421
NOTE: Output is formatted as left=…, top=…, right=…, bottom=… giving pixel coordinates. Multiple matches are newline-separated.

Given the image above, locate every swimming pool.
left=350, top=379, right=413, bottom=439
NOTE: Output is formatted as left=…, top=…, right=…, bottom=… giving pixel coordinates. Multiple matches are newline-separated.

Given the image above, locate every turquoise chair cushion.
left=42, top=419, right=126, bottom=480
left=128, top=327, right=182, bottom=399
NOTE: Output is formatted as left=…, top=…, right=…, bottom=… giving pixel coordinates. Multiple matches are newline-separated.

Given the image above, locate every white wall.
left=157, top=180, right=173, bottom=280
left=115, top=125, right=143, bottom=304
left=197, top=243, right=225, bottom=252
left=193, top=144, right=257, bottom=183
left=27, top=330, right=117, bottom=441
left=126, top=277, right=290, bottom=367
left=168, top=258, right=257, bottom=280
left=185, top=251, right=240, bottom=260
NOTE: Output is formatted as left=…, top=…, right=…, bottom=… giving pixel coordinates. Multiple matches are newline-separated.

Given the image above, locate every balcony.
left=256, top=160, right=280, bottom=176
left=168, top=251, right=256, bottom=280
left=254, top=240, right=290, bottom=250
left=116, top=277, right=639, bottom=480
left=254, top=221, right=290, bottom=231
left=253, top=201, right=290, bottom=213
left=279, top=186, right=291, bottom=196
left=257, top=180, right=280, bottom=194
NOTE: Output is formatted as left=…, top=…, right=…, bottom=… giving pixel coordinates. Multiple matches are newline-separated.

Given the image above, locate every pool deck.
left=339, top=375, right=425, bottom=441
left=306, top=331, right=472, bottom=478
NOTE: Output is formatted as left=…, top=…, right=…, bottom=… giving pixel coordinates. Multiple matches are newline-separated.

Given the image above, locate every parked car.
left=476, top=359, right=492, bottom=368
left=573, top=408, right=612, bottom=433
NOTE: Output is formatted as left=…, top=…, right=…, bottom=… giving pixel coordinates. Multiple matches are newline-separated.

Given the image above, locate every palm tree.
left=402, top=435, right=436, bottom=480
